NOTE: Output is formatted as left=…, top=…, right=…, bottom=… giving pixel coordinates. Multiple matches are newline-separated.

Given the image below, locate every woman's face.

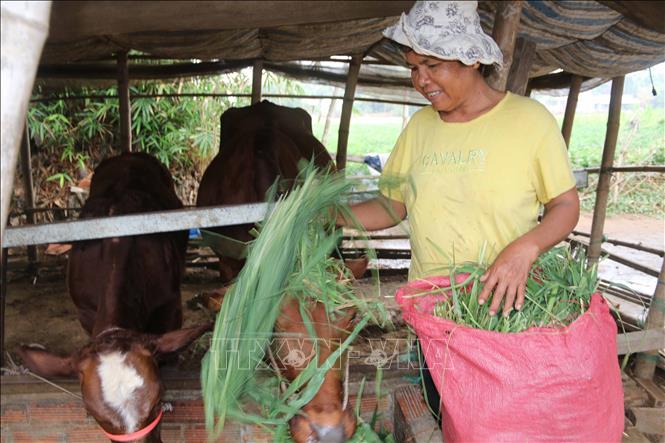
left=405, top=51, right=479, bottom=113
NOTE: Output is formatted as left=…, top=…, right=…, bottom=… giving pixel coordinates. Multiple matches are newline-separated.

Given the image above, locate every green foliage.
left=565, top=106, right=664, bottom=168
left=26, top=71, right=307, bottom=175
left=46, top=172, right=73, bottom=188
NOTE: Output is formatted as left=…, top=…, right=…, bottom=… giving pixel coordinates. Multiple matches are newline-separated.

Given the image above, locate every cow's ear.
left=17, top=345, right=78, bottom=378
left=151, top=323, right=212, bottom=358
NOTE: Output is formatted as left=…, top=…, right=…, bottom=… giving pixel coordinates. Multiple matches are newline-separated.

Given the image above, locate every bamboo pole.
left=321, top=88, right=338, bottom=147
left=571, top=230, right=664, bottom=257
left=251, top=59, right=263, bottom=104
left=486, top=1, right=523, bottom=91
left=117, top=51, right=132, bottom=152
left=31, top=93, right=426, bottom=108
left=585, top=165, right=665, bottom=174
left=19, top=125, right=36, bottom=264
left=561, top=75, right=583, bottom=148
left=588, top=76, right=625, bottom=265
left=336, top=55, right=362, bottom=171
left=634, top=258, right=665, bottom=380
left=569, top=238, right=659, bottom=277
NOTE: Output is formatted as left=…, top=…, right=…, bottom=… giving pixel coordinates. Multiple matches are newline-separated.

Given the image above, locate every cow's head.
left=273, top=298, right=357, bottom=443
left=18, top=325, right=210, bottom=442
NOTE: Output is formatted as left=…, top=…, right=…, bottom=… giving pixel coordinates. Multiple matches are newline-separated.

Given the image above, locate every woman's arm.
left=337, top=195, right=407, bottom=231
left=477, top=187, right=580, bottom=317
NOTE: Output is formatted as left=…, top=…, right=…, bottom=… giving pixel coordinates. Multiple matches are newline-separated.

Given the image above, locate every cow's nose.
left=311, top=423, right=347, bottom=443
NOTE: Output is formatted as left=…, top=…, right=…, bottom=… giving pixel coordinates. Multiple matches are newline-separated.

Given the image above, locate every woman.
left=338, top=0, right=580, bottom=421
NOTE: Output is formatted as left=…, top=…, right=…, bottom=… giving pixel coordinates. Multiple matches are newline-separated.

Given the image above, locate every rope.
left=1, top=352, right=82, bottom=401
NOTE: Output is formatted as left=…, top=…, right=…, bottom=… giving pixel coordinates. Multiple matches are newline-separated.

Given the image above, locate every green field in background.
left=314, top=106, right=664, bottom=168
left=314, top=106, right=663, bottom=215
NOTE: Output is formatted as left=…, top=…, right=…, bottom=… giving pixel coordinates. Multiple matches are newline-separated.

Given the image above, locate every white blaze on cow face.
left=97, top=352, right=145, bottom=432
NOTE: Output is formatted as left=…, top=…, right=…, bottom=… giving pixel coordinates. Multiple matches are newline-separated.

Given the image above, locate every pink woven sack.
left=396, top=275, right=624, bottom=442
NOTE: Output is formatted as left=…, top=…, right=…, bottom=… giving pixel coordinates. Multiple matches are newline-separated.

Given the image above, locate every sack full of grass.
left=395, top=247, right=624, bottom=442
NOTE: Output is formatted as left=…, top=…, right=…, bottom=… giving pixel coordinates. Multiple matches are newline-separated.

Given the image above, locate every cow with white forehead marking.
left=19, top=153, right=211, bottom=442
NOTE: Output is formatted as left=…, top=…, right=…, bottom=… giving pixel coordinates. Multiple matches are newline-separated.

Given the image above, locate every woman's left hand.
left=477, top=239, right=540, bottom=317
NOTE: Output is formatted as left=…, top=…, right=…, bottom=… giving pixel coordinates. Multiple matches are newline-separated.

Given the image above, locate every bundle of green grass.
left=431, top=245, right=599, bottom=333
left=201, top=163, right=389, bottom=440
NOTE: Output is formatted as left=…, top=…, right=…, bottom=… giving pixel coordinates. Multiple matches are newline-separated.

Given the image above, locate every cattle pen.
left=1, top=1, right=664, bottom=442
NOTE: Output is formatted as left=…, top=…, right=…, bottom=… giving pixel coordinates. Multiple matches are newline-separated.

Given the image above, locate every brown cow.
left=19, top=153, right=210, bottom=443
left=196, top=102, right=363, bottom=442
left=196, top=100, right=334, bottom=282
left=273, top=298, right=357, bottom=443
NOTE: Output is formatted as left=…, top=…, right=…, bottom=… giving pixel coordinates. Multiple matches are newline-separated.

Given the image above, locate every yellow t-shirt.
left=379, top=92, right=576, bottom=280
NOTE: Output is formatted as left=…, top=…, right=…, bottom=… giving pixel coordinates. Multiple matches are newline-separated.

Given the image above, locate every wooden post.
left=561, top=75, right=583, bottom=148
left=486, top=1, right=523, bottom=91
left=1, top=248, right=7, bottom=366
left=336, top=55, right=362, bottom=171
left=506, top=37, right=536, bottom=96
left=525, top=83, right=533, bottom=97
left=19, top=124, right=36, bottom=264
left=634, top=258, right=665, bottom=380
left=588, top=76, right=624, bottom=265
left=251, top=59, right=263, bottom=104
left=117, top=51, right=132, bottom=152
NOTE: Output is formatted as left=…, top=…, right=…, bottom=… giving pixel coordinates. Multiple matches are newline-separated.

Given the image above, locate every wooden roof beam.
left=48, top=1, right=414, bottom=42
left=37, top=60, right=251, bottom=80
left=527, top=71, right=592, bottom=91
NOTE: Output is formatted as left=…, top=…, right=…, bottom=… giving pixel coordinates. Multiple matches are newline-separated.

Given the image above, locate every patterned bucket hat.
left=383, top=1, right=504, bottom=68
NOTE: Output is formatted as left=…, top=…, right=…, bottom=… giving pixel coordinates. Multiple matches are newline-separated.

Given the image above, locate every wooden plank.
left=630, top=407, right=665, bottom=435
left=506, top=37, right=536, bottom=96
left=621, top=426, right=653, bottom=443
left=634, top=377, right=665, bottom=407
left=635, top=258, right=665, bottom=380
left=624, top=382, right=651, bottom=409
left=116, top=51, right=131, bottom=152
left=561, top=75, right=583, bottom=148
left=48, top=1, right=415, bottom=42
left=616, top=329, right=665, bottom=355
left=486, top=1, right=523, bottom=91
left=588, top=76, right=625, bottom=264
left=527, top=71, right=591, bottom=91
